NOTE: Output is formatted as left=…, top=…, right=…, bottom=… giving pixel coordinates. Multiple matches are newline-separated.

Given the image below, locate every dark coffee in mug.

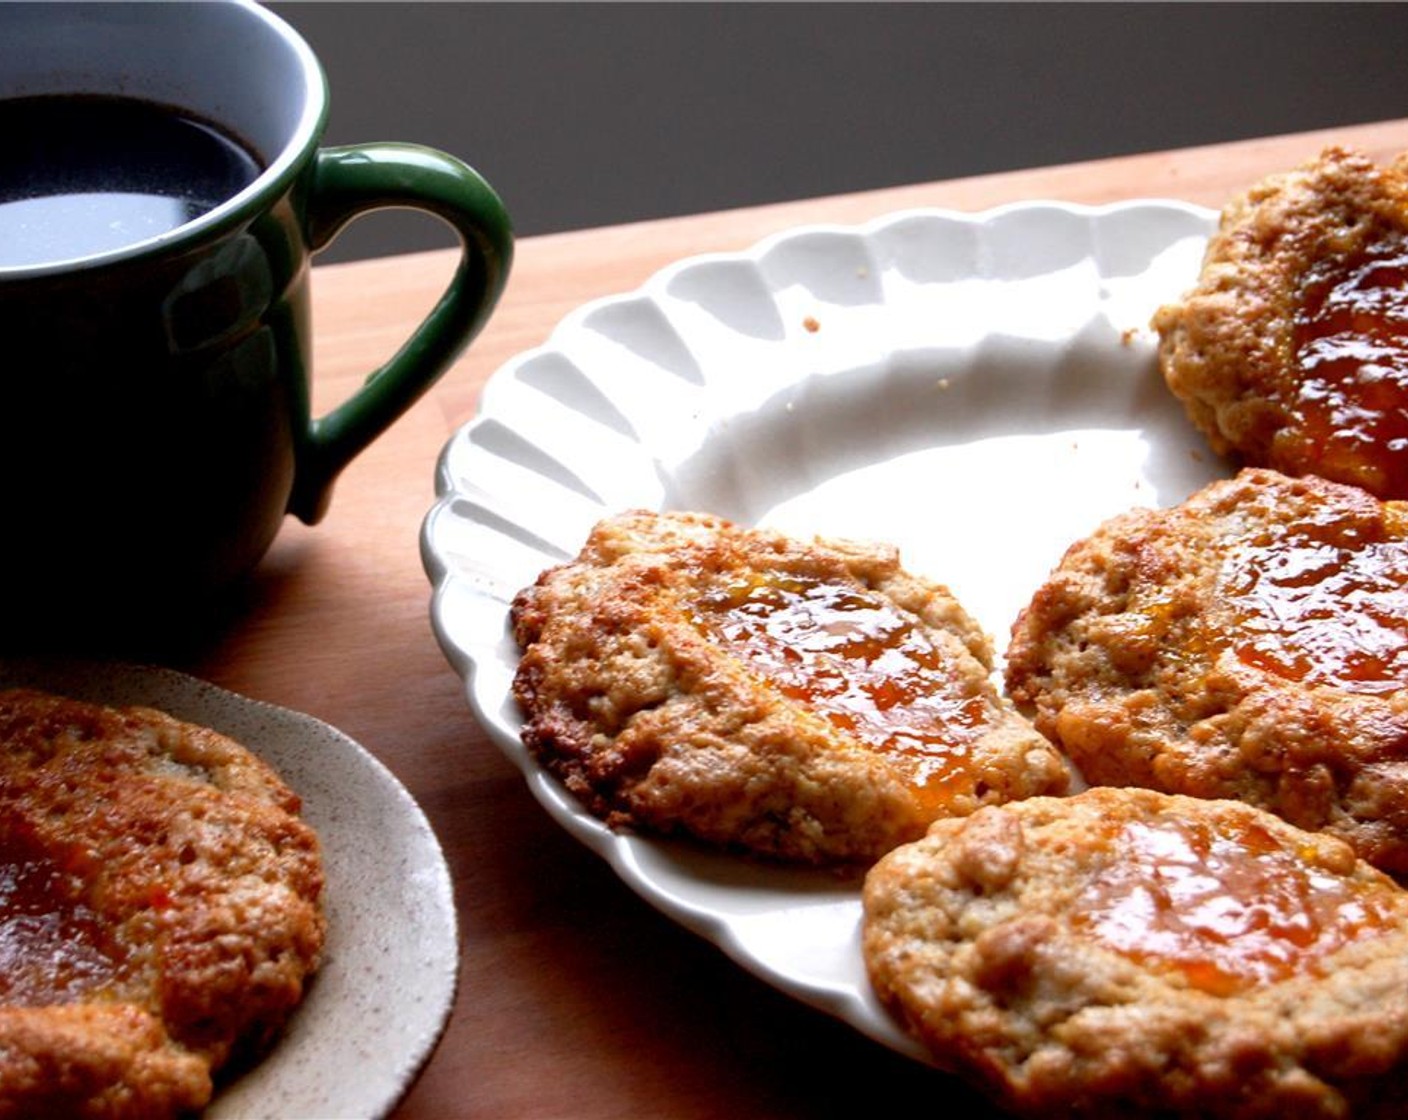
left=0, top=0, right=512, bottom=650
left=0, top=95, right=264, bottom=268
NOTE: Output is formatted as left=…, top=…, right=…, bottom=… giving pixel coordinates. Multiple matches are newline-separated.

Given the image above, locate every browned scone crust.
left=0, top=689, right=325, bottom=1119
left=1152, top=145, right=1408, bottom=498
left=1005, top=468, right=1408, bottom=874
left=511, top=510, right=1068, bottom=865
left=863, top=787, right=1408, bottom=1120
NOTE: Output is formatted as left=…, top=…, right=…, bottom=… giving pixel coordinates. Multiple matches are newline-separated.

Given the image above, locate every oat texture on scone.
left=1005, top=467, right=1408, bottom=874
left=511, top=510, right=1069, bottom=865
left=0, top=688, right=325, bottom=1120
left=863, top=786, right=1408, bottom=1120
left=1152, top=145, right=1408, bottom=499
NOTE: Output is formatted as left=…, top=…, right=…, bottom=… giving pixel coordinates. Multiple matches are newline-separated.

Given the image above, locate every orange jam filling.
left=1072, top=814, right=1391, bottom=996
left=0, top=827, right=126, bottom=1005
left=1219, top=507, right=1408, bottom=693
left=1291, top=231, right=1408, bottom=495
left=693, top=571, right=990, bottom=809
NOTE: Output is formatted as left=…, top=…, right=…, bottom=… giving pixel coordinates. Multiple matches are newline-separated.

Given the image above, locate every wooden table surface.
left=156, top=118, right=1408, bottom=1118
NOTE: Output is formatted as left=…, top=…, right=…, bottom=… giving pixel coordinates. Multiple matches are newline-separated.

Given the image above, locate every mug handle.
left=287, top=142, right=513, bottom=524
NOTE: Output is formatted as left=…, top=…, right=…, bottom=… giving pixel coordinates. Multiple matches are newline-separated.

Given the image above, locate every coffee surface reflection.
left=0, top=95, right=263, bottom=268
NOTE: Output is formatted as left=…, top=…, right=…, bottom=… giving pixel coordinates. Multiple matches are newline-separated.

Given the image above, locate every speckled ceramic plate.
left=422, top=200, right=1223, bottom=1060
left=0, top=659, right=457, bottom=1120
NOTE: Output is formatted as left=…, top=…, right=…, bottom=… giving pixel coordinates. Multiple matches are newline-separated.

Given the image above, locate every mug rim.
left=0, top=0, right=329, bottom=281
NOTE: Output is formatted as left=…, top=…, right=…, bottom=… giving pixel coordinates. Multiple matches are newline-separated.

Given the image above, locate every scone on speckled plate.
left=1005, top=467, right=1408, bottom=875
left=0, top=688, right=324, bottom=1119
left=1153, top=145, right=1408, bottom=499
left=511, top=509, right=1069, bottom=866
left=863, top=786, right=1408, bottom=1120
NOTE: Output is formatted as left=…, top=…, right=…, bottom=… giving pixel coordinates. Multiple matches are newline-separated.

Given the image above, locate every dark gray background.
left=268, top=2, right=1408, bottom=262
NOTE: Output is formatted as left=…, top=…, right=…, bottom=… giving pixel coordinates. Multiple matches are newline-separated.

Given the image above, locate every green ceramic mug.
left=0, top=1, right=512, bottom=641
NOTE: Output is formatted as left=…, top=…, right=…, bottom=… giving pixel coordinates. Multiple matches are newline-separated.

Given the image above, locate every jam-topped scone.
left=511, top=510, right=1069, bottom=865
left=1005, top=468, right=1408, bottom=873
left=863, top=787, right=1408, bottom=1119
left=1153, top=146, right=1408, bottom=499
left=0, top=689, right=325, bottom=1119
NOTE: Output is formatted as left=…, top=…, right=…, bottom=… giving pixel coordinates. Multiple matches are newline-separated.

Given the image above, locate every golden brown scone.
left=0, top=689, right=325, bottom=1119
left=1005, top=468, right=1408, bottom=873
left=1153, top=145, right=1408, bottom=499
left=863, top=787, right=1408, bottom=1120
left=511, top=510, right=1069, bottom=865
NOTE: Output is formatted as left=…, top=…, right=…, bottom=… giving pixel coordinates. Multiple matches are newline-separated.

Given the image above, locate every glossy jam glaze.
left=693, top=571, right=990, bottom=810
left=1220, top=501, right=1408, bottom=694
left=1072, top=813, right=1391, bottom=995
left=0, top=827, right=126, bottom=1005
left=1291, top=232, right=1408, bottom=496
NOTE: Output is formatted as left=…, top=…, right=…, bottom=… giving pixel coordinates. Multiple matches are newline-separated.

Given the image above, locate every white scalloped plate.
left=422, top=201, right=1226, bottom=1060
left=0, top=659, right=457, bottom=1119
